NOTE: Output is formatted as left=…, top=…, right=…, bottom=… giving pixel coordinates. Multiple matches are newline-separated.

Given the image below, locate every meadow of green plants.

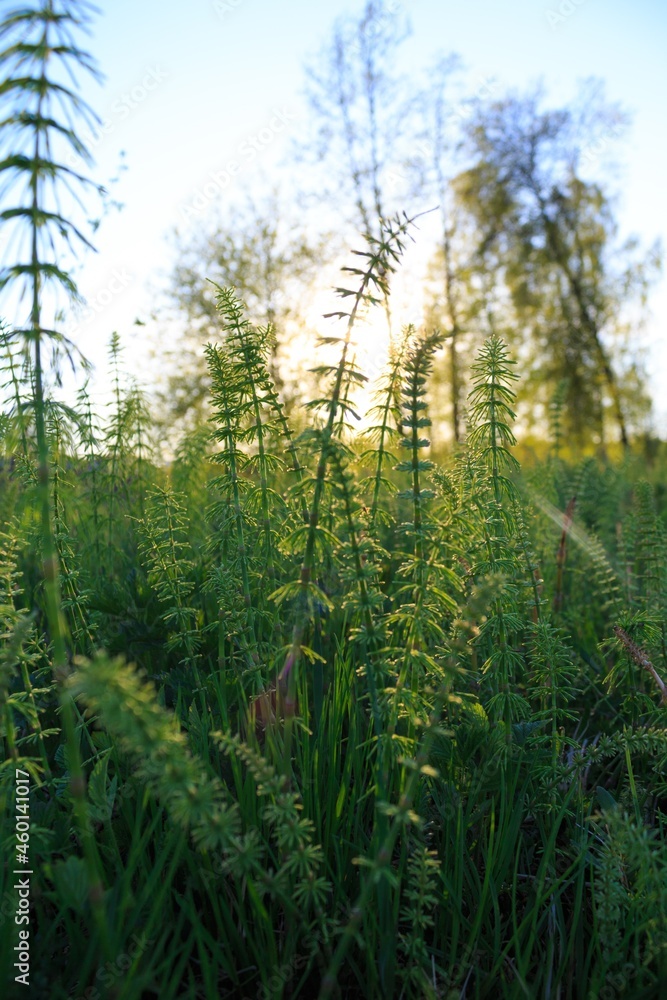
left=2, top=2, right=667, bottom=999
left=2, top=231, right=667, bottom=997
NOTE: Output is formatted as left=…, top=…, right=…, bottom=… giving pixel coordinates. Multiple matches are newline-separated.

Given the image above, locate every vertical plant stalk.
left=553, top=496, right=576, bottom=614
left=206, top=342, right=259, bottom=672
left=514, top=499, right=543, bottom=623
left=468, top=336, right=524, bottom=730
left=0, top=527, right=50, bottom=775
left=0, top=326, right=30, bottom=461
left=317, top=591, right=488, bottom=1000
left=213, top=289, right=284, bottom=588
left=106, top=332, right=126, bottom=561
left=275, top=212, right=422, bottom=774
left=365, top=329, right=408, bottom=532
left=389, top=329, right=445, bottom=741
left=137, top=487, right=202, bottom=674
left=0, top=0, right=110, bottom=956
left=78, top=382, right=102, bottom=574
left=613, top=626, right=667, bottom=706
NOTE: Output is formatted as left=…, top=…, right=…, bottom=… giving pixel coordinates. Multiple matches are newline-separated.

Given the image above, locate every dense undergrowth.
left=2, top=2, right=666, bottom=996
left=1, top=219, right=667, bottom=999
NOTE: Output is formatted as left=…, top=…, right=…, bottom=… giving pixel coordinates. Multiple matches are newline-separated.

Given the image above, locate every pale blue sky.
left=18, top=0, right=667, bottom=427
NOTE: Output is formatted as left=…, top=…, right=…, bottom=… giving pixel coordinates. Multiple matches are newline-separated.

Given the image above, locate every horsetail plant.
left=0, top=519, right=51, bottom=779
left=205, top=339, right=260, bottom=679
left=1, top=18, right=667, bottom=989
left=387, top=327, right=456, bottom=742
left=271, top=212, right=422, bottom=771
left=360, top=325, right=410, bottom=531
left=1, top=256, right=667, bottom=995
left=0, top=322, right=30, bottom=463
left=0, top=0, right=111, bottom=957
left=76, top=378, right=103, bottom=573
left=527, top=618, right=580, bottom=775
left=136, top=486, right=202, bottom=674
left=211, top=286, right=292, bottom=591
left=467, top=336, right=529, bottom=728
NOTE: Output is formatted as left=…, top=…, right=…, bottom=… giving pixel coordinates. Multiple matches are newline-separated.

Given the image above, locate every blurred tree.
left=162, top=0, right=425, bottom=429
left=405, top=56, right=496, bottom=443
left=295, top=0, right=415, bottom=334
left=159, top=15, right=663, bottom=454
left=158, top=190, right=321, bottom=424
left=454, top=84, right=661, bottom=449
